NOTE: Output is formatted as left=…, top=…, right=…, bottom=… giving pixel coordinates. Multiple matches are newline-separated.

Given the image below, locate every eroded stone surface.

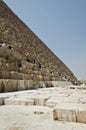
left=0, top=105, right=86, bottom=130
left=53, top=103, right=86, bottom=123
left=0, top=98, right=4, bottom=105
left=0, top=86, right=86, bottom=129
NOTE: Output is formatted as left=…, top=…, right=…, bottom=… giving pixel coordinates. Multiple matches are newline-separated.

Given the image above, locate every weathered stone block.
left=53, top=103, right=86, bottom=124
left=0, top=98, right=4, bottom=105
left=38, top=81, right=46, bottom=88
left=5, top=97, right=34, bottom=105
left=0, top=80, right=18, bottom=92
left=17, top=80, right=25, bottom=91
left=52, top=81, right=72, bottom=87
left=76, top=106, right=86, bottom=123
left=45, top=81, right=53, bottom=87
left=53, top=104, right=77, bottom=122
left=45, top=99, right=58, bottom=108
left=34, top=95, right=49, bottom=106
left=10, top=72, right=23, bottom=80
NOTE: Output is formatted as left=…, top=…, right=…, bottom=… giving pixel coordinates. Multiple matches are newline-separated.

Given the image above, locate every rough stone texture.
left=5, top=97, right=34, bottom=106
left=0, top=79, right=72, bottom=92
left=0, top=105, right=86, bottom=130
left=0, top=0, right=77, bottom=87
left=2, top=86, right=86, bottom=124
left=0, top=79, right=18, bottom=92
left=0, top=86, right=86, bottom=129
left=52, top=81, right=72, bottom=87
left=0, top=98, right=4, bottom=105
left=53, top=103, right=86, bottom=123
left=34, top=95, right=49, bottom=106
left=0, top=79, right=39, bottom=92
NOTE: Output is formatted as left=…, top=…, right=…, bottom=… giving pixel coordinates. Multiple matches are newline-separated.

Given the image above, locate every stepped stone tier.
left=0, top=0, right=77, bottom=92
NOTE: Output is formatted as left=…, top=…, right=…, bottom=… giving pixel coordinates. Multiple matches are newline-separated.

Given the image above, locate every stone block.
left=0, top=80, right=18, bottom=92
left=45, top=81, right=53, bottom=87
left=27, top=80, right=33, bottom=89
left=0, top=71, right=10, bottom=79
left=76, top=105, right=86, bottom=124
left=17, top=80, right=39, bottom=90
left=53, top=103, right=86, bottom=124
left=45, top=99, right=58, bottom=108
left=53, top=103, right=77, bottom=122
left=51, top=81, right=59, bottom=87
left=5, top=97, right=34, bottom=105
left=0, top=79, right=3, bottom=92
left=36, top=75, right=44, bottom=80
left=52, top=81, right=72, bottom=87
left=17, top=80, right=25, bottom=91
left=10, top=71, right=23, bottom=80
left=38, top=81, right=46, bottom=88
left=0, top=98, right=4, bottom=105
left=80, top=96, right=86, bottom=104
left=34, top=95, right=49, bottom=106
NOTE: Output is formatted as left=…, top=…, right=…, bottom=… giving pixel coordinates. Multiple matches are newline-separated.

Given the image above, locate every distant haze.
left=3, top=0, right=86, bottom=80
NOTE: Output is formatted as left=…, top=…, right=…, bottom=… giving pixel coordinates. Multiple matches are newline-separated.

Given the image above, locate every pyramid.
left=0, top=0, right=77, bottom=92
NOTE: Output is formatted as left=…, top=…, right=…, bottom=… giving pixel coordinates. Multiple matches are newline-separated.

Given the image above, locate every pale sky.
left=3, top=0, right=86, bottom=80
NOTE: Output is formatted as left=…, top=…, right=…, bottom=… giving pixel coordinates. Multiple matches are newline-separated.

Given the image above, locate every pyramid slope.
left=0, top=0, right=77, bottom=83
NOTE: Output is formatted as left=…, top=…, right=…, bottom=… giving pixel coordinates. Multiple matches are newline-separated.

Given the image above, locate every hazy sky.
left=3, top=0, right=86, bottom=79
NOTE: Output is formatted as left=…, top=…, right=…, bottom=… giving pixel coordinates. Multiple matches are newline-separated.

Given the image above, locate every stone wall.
left=0, top=79, right=72, bottom=92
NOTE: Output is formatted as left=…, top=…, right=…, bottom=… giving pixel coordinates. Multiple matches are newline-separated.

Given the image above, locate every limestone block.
left=46, top=95, right=68, bottom=107
left=45, top=81, right=53, bottom=87
left=53, top=103, right=86, bottom=123
left=0, top=98, right=4, bottom=105
left=0, top=71, right=10, bottom=79
left=26, top=80, right=34, bottom=89
left=5, top=97, right=34, bottom=105
left=45, top=99, right=58, bottom=108
left=53, top=108, right=77, bottom=122
left=36, top=75, right=44, bottom=80
left=34, top=98, right=45, bottom=106
left=45, top=95, right=71, bottom=108
left=76, top=105, right=86, bottom=124
left=52, top=81, right=72, bottom=87
left=34, top=95, right=49, bottom=106
left=0, top=71, right=23, bottom=80
left=17, top=80, right=36, bottom=90
left=10, top=72, right=23, bottom=80
left=0, top=80, right=18, bottom=92
left=67, top=92, right=83, bottom=103
left=0, top=79, right=3, bottom=92
left=38, top=81, right=46, bottom=88
left=17, top=80, right=25, bottom=91
left=45, top=96, right=59, bottom=108
left=79, top=94, right=86, bottom=103
left=51, top=81, right=59, bottom=87
left=23, top=74, right=30, bottom=80
left=0, top=57, right=6, bottom=62
left=53, top=103, right=77, bottom=122
left=23, top=80, right=28, bottom=90
left=43, top=76, right=50, bottom=81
